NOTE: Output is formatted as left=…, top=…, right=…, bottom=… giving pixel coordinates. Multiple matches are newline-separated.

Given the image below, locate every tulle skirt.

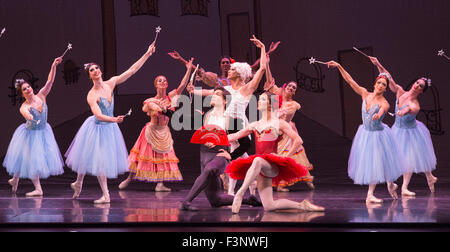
left=128, top=123, right=182, bottom=182
left=3, top=123, right=64, bottom=179
left=348, top=124, right=405, bottom=185
left=391, top=121, right=437, bottom=173
left=65, top=116, right=129, bottom=178
left=225, top=153, right=311, bottom=187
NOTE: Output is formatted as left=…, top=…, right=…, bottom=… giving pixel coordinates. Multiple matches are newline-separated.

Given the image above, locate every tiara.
left=421, top=77, right=432, bottom=87
left=14, top=79, right=25, bottom=89
left=378, top=72, right=391, bottom=79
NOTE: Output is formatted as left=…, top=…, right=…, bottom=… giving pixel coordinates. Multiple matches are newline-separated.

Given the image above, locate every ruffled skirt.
left=65, top=116, right=129, bottom=178
left=3, top=123, right=64, bottom=179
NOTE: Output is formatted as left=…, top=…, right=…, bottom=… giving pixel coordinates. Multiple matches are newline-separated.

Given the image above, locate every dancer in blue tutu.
left=327, top=60, right=404, bottom=204
left=3, top=56, right=64, bottom=197
left=66, top=42, right=156, bottom=204
left=370, top=57, right=437, bottom=196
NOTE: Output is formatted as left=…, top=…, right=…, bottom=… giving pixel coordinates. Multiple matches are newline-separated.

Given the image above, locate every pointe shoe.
left=26, top=190, right=43, bottom=197
left=94, top=195, right=111, bottom=204
left=155, top=184, right=171, bottom=192
left=8, top=179, right=18, bottom=193
left=401, top=189, right=416, bottom=197
left=388, top=183, right=399, bottom=200
left=428, top=177, right=437, bottom=193
left=118, top=178, right=131, bottom=190
left=71, top=182, right=82, bottom=199
left=298, top=200, right=325, bottom=212
left=276, top=186, right=289, bottom=192
left=231, top=195, right=243, bottom=214
left=366, top=196, right=383, bottom=204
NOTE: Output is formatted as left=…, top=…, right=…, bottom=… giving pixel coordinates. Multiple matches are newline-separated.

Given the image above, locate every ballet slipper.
left=427, top=177, right=437, bottom=193
left=118, top=178, right=132, bottom=190
left=26, top=189, right=43, bottom=197
left=155, top=183, right=171, bottom=192
left=232, top=194, right=243, bottom=214
left=298, top=200, right=325, bottom=212
left=388, top=183, right=399, bottom=200
left=8, top=178, right=19, bottom=194
left=401, top=189, right=416, bottom=197
left=94, top=195, right=110, bottom=204
left=366, top=195, right=383, bottom=204
left=71, top=182, right=82, bottom=199
left=276, top=186, right=289, bottom=192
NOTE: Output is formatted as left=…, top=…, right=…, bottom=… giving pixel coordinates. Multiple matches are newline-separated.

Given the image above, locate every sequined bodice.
left=253, top=127, right=283, bottom=154
left=95, top=96, right=114, bottom=125
left=362, top=100, right=384, bottom=131
left=26, top=103, right=48, bottom=130
left=394, top=100, right=417, bottom=129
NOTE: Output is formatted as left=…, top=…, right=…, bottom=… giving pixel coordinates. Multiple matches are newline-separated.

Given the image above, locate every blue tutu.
left=65, top=97, right=129, bottom=178
left=348, top=100, right=405, bottom=185
left=391, top=101, right=437, bottom=174
left=3, top=103, right=64, bottom=179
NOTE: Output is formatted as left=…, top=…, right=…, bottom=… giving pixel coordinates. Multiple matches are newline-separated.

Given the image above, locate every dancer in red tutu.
left=225, top=92, right=325, bottom=214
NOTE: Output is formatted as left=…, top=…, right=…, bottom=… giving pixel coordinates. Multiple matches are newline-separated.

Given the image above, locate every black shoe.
left=246, top=195, right=263, bottom=207
left=180, top=202, right=199, bottom=211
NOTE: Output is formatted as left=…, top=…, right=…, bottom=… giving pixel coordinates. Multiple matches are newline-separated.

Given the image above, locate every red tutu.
left=225, top=154, right=312, bottom=187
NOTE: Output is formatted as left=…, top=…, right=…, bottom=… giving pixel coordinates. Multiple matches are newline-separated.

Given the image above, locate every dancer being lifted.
left=119, top=58, right=195, bottom=192
left=66, top=42, right=156, bottom=204
left=370, top=57, right=437, bottom=196
left=327, top=60, right=404, bottom=204
left=225, top=92, right=324, bottom=214
left=264, top=54, right=315, bottom=192
left=4, top=57, right=64, bottom=197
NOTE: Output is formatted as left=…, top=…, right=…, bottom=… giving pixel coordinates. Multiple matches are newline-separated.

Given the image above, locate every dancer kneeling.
left=181, top=87, right=262, bottom=211
left=225, top=92, right=324, bottom=214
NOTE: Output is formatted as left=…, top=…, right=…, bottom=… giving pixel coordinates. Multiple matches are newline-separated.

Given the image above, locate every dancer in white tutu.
left=327, top=60, right=404, bottom=204
left=3, top=56, right=64, bottom=197
left=65, top=42, right=156, bottom=204
left=369, top=57, right=437, bottom=196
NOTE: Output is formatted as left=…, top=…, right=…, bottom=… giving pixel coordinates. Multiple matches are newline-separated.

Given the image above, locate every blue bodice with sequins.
left=394, top=100, right=417, bottom=129
left=26, top=103, right=48, bottom=130
left=362, top=100, right=385, bottom=131
left=95, top=96, right=114, bottom=125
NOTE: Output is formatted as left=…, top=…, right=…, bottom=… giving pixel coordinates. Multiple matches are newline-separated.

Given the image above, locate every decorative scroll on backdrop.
left=294, top=57, right=326, bottom=93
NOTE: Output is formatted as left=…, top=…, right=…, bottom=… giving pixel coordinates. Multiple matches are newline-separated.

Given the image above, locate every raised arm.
left=327, top=61, right=368, bottom=98
left=110, top=42, right=156, bottom=86
left=38, top=57, right=62, bottom=98
left=279, top=120, right=303, bottom=157
left=263, top=55, right=283, bottom=95
left=242, top=36, right=267, bottom=96
left=169, top=58, right=194, bottom=99
left=369, top=57, right=404, bottom=95
left=186, top=83, right=215, bottom=97
left=168, top=50, right=189, bottom=66
left=87, top=93, right=123, bottom=123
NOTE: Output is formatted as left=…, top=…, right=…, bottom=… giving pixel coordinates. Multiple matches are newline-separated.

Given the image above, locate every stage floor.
left=1, top=178, right=450, bottom=232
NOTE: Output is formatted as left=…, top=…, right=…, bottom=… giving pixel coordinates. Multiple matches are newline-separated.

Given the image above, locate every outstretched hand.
left=53, top=57, right=63, bottom=67
left=250, top=35, right=265, bottom=49
left=369, top=56, right=380, bottom=66
left=147, top=42, right=156, bottom=55
left=168, top=50, right=182, bottom=60
left=268, top=41, right=281, bottom=54
left=326, top=61, right=340, bottom=68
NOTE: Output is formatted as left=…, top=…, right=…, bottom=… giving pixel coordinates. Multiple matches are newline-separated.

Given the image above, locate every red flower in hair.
left=230, top=58, right=236, bottom=64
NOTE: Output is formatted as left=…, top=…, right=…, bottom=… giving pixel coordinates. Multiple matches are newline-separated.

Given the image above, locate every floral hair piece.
left=15, top=79, right=25, bottom=89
